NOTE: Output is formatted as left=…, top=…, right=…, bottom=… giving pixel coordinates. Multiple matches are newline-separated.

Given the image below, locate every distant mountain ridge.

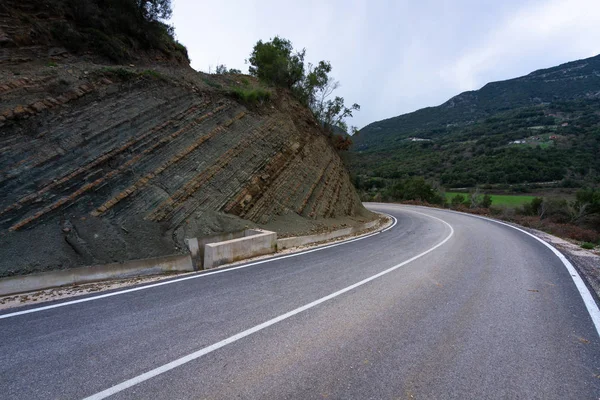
left=347, top=54, right=600, bottom=188
left=355, top=54, right=600, bottom=148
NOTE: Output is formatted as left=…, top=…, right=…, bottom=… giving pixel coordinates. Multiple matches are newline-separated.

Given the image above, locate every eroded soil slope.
left=0, top=60, right=369, bottom=277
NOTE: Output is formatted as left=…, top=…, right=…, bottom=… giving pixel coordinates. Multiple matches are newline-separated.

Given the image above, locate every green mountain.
left=349, top=55, right=600, bottom=188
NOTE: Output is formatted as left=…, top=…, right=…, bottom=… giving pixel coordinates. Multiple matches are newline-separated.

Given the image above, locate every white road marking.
left=0, top=215, right=397, bottom=320
left=81, top=211, right=452, bottom=400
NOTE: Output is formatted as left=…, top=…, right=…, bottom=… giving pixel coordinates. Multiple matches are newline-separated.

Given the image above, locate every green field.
left=445, top=192, right=535, bottom=207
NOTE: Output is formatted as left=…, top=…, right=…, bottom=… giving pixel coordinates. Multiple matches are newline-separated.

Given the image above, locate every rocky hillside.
left=349, top=54, right=600, bottom=187
left=0, top=2, right=369, bottom=277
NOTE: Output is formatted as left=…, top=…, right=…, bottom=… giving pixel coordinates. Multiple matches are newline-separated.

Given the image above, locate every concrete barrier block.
left=185, top=237, right=200, bottom=270
left=185, top=238, right=199, bottom=257
left=194, top=230, right=248, bottom=267
left=204, top=229, right=277, bottom=270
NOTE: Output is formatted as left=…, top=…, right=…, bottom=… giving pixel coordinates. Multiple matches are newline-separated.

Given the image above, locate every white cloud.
left=442, top=0, right=600, bottom=92
left=171, top=0, right=600, bottom=128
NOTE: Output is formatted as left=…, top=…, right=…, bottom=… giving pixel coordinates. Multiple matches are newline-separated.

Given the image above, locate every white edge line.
left=406, top=204, right=600, bottom=338
left=82, top=210, right=452, bottom=400
left=0, top=214, right=397, bottom=320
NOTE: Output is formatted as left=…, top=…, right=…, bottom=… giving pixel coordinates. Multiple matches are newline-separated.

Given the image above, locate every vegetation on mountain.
left=348, top=54, right=600, bottom=188
left=349, top=98, right=600, bottom=188
left=229, top=86, right=272, bottom=105
left=4, top=0, right=188, bottom=63
left=215, top=64, right=242, bottom=75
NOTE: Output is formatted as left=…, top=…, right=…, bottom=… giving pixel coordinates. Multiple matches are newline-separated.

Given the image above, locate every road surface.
left=1, top=204, right=599, bottom=399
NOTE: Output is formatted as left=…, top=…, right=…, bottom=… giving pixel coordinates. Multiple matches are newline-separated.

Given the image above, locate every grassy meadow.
left=445, top=192, right=536, bottom=207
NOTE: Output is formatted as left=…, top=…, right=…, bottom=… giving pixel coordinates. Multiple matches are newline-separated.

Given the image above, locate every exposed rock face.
left=0, top=1, right=369, bottom=277
left=0, top=67, right=367, bottom=277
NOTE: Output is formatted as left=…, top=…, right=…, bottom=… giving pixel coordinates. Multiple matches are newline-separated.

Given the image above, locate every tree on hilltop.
left=247, top=36, right=305, bottom=89
left=137, top=0, right=173, bottom=21
left=247, top=36, right=360, bottom=140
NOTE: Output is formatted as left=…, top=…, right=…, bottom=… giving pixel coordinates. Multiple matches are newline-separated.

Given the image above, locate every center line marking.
left=82, top=211, right=453, bottom=400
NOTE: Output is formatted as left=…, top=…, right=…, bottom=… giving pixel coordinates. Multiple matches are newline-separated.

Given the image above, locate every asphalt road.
left=1, top=204, right=599, bottom=399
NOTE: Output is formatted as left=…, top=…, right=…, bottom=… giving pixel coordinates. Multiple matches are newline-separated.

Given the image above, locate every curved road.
left=1, top=204, right=599, bottom=399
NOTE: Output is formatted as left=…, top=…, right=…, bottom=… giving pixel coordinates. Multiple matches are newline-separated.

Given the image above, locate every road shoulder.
left=525, top=228, right=600, bottom=302
left=0, top=213, right=393, bottom=311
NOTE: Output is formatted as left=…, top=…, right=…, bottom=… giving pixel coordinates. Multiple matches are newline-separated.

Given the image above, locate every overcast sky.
left=171, top=0, right=600, bottom=129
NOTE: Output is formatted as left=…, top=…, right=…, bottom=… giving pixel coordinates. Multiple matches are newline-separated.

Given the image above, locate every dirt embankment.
left=0, top=8, right=371, bottom=277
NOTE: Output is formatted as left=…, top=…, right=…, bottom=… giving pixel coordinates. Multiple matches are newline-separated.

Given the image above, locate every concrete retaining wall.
left=204, top=229, right=277, bottom=270
left=0, top=254, right=193, bottom=296
left=277, top=219, right=380, bottom=250
left=186, top=230, right=249, bottom=269
left=0, top=219, right=382, bottom=296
